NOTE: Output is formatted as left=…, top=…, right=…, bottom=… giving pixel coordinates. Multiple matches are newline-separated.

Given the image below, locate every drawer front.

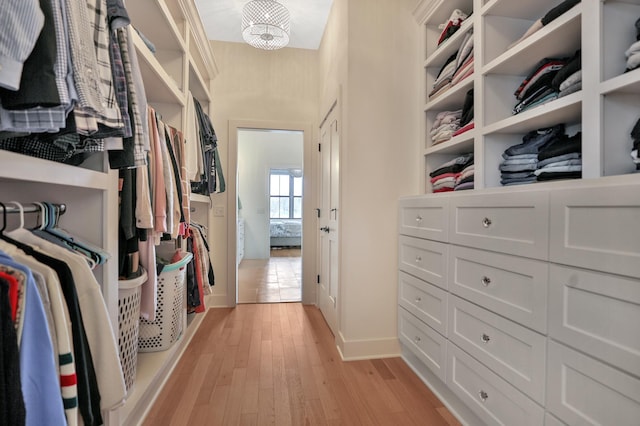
left=398, top=307, right=447, bottom=382
left=546, top=341, right=640, bottom=426
left=399, top=235, right=448, bottom=289
left=398, top=271, right=447, bottom=336
left=447, top=342, right=544, bottom=426
left=399, top=196, right=449, bottom=242
left=548, top=264, right=640, bottom=377
left=449, top=191, right=549, bottom=259
left=448, top=295, right=546, bottom=404
left=449, top=244, right=548, bottom=333
left=545, top=413, right=566, bottom=426
left=549, top=184, right=640, bottom=278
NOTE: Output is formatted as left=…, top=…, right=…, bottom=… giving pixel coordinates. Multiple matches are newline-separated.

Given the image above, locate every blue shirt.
left=0, top=250, right=66, bottom=426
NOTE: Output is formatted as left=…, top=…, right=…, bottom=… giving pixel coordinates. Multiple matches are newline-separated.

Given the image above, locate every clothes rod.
left=1, top=203, right=67, bottom=215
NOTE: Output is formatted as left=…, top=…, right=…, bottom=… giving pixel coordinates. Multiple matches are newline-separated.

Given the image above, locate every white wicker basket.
left=117, top=268, right=147, bottom=395
left=138, top=252, right=192, bottom=352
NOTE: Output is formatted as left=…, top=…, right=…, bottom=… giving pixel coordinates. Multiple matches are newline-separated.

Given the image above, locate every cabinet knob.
left=478, top=390, right=489, bottom=402
left=416, top=215, right=423, bottom=223
left=481, top=276, right=491, bottom=287
left=482, top=217, right=492, bottom=228
left=415, top=296, right=422, bottom=303
left=481, top=333, right=491, bottom=344
left=415, top=255, right=422, bottom=263
left=414, top=336, right=421, bottom=343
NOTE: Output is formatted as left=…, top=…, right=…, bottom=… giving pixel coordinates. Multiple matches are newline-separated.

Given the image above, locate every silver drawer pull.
left=478, top=390, right=488, bottom=402
left=481, top=333, right=491, bottom=344
left=415, top=296, right=422, bottom=303
left=415, top=256, right=422, bottom=263
left=414, top=336, right=421, bottom=343
left=481, top=276, right=491, bottom=287
left=416, top=215, right=423, bottom=223
left=482, top=217, right=492, bottom=228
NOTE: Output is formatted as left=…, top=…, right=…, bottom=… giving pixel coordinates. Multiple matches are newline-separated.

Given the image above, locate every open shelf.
left=425, top=19, right=474, bottom=68
left=426, top=130, right=475, bottom=155
left=425, top=77, right=474, bottom=112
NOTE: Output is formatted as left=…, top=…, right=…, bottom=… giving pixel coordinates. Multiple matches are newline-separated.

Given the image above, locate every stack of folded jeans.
left=500, top=124, right=565, bottom=185
left=512, top=57, right=569, bottom=115
left=429, top=153, right=474, bottom=193
left=535, top=131, right=582, bottom=180
left=431, top=110, right=462, bottom=145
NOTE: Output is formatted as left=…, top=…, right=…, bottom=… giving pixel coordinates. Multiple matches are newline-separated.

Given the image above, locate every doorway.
left=236, top=128, right=304, bottom=303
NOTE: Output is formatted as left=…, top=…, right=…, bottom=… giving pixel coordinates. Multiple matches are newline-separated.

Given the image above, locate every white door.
left=318, top=104, right=339, bottom=335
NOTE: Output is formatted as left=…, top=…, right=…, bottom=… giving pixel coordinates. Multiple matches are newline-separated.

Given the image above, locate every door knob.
left=320, top=226, right=330, bottom=233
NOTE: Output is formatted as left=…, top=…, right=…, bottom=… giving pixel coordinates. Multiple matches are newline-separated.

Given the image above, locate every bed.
left=270, top=219, right=302, bottom=247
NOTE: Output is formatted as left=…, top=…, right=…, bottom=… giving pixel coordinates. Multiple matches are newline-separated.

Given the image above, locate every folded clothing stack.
left=512, top=57, right=570, bottom=115
left=437, top=9, right=469, bottom=46
left=508, top=0, right=581, bottom=50
left=429, top=31, right=474, bottom=100
left=535, top=131, right=582, bottom=181
left=451, top=31, right=474, bottom=87
left=500, top=124, right=566, bottom=185
left=454, top=163, right=474, bottom=191
left=552, top=50, right=581, bottom=98
left=630, top=117, right=640, bottom=170
left=431, top=109, right=462, bottom=145
left=429, top=153, right=474, bottom=193
left=625, top=17, right=640, bottom=72
left=453, top=89, right=474, bottom=137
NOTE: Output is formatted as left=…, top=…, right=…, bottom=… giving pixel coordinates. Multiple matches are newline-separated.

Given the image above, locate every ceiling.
left=194, top=0, right=334, bottom=50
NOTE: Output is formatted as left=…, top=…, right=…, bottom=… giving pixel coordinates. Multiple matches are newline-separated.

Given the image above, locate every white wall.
left=238, top=129, right=303, bottom=259
left=319, top=0, right=421, bottom=359
left=208, top=41, right=318, bottom=306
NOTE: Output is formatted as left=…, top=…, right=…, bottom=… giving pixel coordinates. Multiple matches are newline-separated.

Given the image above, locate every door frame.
left=227, top=119, right=316, bottom=307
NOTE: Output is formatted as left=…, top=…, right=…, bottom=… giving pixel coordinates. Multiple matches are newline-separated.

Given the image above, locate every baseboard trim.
left=207, top=293, right=230, bottom=307
left=336, top=332, right=401, bottom=361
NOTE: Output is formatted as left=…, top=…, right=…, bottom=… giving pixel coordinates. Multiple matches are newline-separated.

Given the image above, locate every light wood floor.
left=238, top=249, right=302, bottom=303
left=143, top=303, right=461, bottom=426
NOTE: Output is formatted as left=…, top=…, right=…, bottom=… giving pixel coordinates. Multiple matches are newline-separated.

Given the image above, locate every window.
left=270, top=169, right=302, bottom=218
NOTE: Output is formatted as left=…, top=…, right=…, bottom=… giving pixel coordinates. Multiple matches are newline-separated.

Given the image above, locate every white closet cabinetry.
left=119, top=0, right=218, bottom=424
left=416, top=0, right=640, bottom=192
left=398, top=178, right=640, bottom=426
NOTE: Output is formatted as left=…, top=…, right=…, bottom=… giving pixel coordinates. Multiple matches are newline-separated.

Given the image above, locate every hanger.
left=0, top=202, right=32, bottom=252
left=6, top=201, right=24, bottom=230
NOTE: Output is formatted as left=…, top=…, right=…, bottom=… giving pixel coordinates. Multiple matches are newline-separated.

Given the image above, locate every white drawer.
left=548, top=264, right=640, bottom=377
left=549, top=184, right=640, bottom=278
left=449, top=191, right=549, bottom=260
left=546, top=341, right=640, bottom=426
left=399, top=196, right=449, bottom=242
left=398, top=307, right=447, bottom=382
left=398, top=235, right=448, bottom=289
left=449, top=244, right=548, bottom=333
left=545, top=413, right=565, bottom=426
left=448, top=295, right=547, bottom=404
left=447, top=341, right=544, bottom=426
left=398, top=271, right=447, bottom=336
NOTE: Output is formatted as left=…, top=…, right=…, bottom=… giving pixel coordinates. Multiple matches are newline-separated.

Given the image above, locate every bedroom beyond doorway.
left=237, top=128, right=303, bottom=304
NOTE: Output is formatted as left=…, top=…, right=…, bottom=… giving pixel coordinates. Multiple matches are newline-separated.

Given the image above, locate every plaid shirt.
left=0, top=0, right=44, bottom=91
left=1, top=0, right=70, bottom=134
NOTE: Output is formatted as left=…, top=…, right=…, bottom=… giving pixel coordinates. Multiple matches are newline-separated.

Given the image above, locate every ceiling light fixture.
left=241, top=0, right=290, bottom=50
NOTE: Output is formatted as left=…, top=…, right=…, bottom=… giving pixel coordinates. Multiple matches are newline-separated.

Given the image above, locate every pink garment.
left=148, top=107, right=167, bottom=234
left=452, top=121, right=474, bottom=137
left=138, top=235, right=158, bottom=321
left=430, top=173, right=460, bottom=184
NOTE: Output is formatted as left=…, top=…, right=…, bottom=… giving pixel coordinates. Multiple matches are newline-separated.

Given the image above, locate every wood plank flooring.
left=143, top=303, right=461, bottom=426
